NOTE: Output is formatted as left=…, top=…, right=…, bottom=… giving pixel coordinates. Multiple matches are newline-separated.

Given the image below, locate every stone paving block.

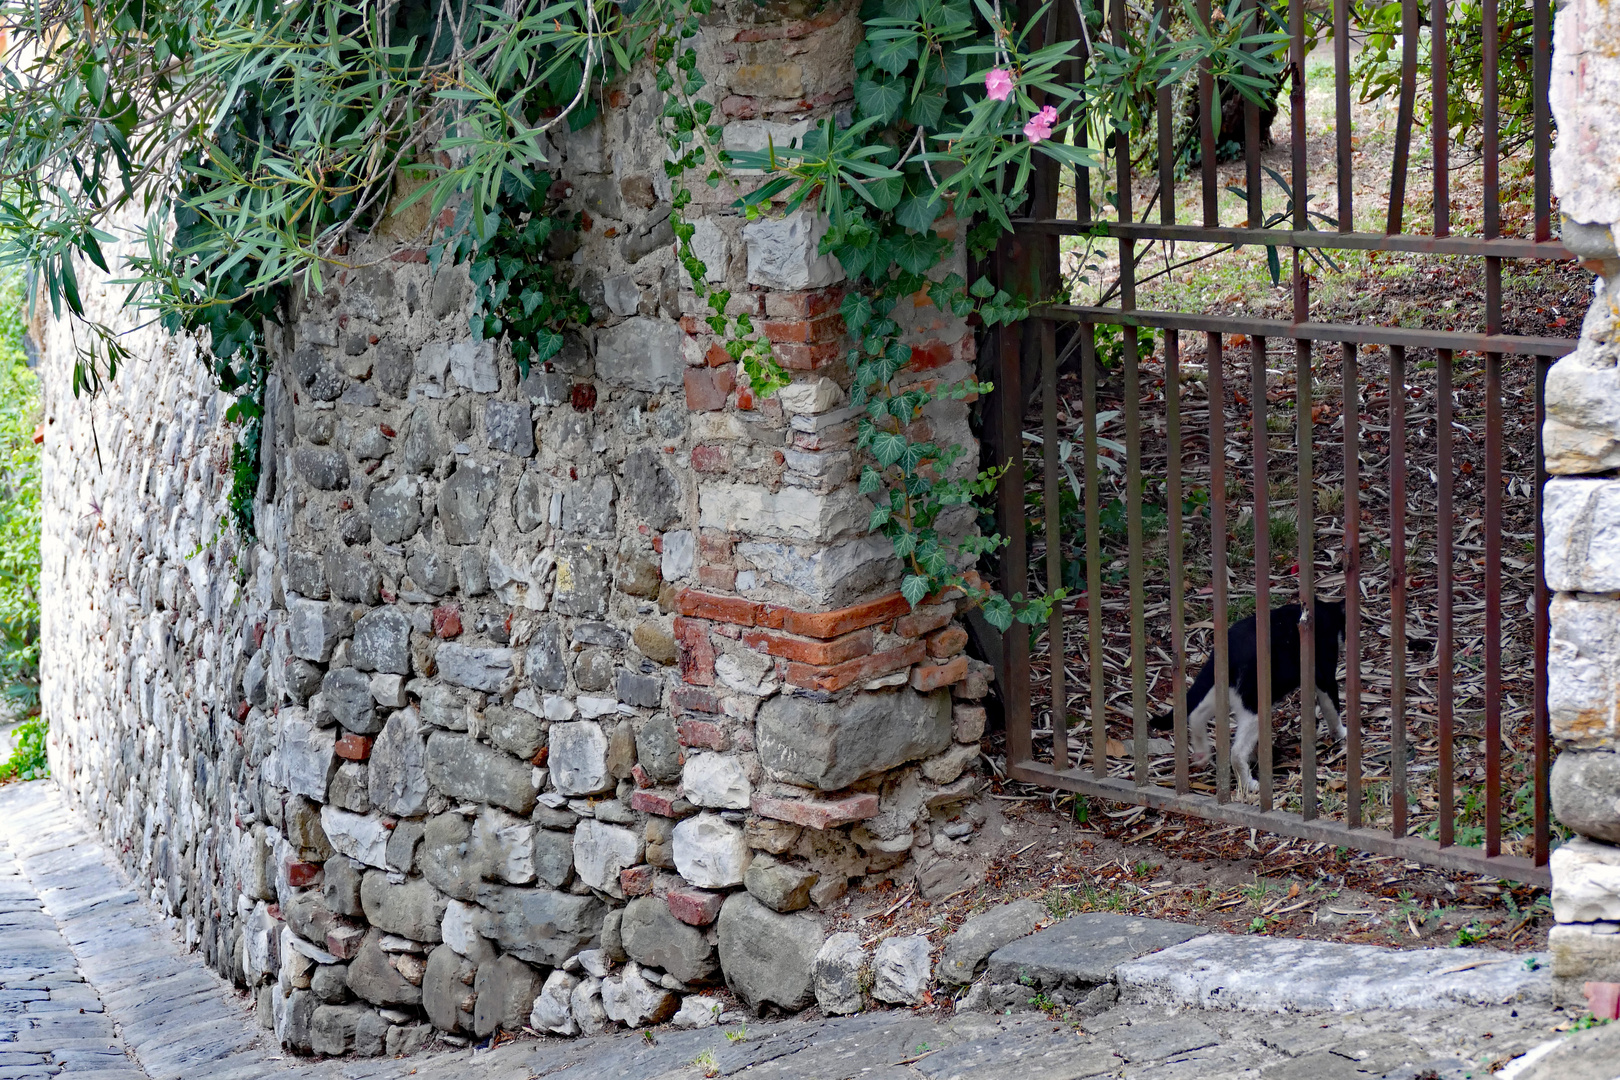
left=985, top=914, right=1204, bottom=990
left=1115, top=934, right=1551, bottom=1011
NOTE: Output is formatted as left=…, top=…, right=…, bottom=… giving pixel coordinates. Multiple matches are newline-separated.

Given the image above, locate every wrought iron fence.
left=987, top=0, right=1574, bottom=885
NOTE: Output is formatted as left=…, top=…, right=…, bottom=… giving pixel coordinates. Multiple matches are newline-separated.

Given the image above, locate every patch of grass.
left=1453, top=922, right=1488, bottom=947
left=725, top=1027, right=747, bottom=1043
left=0, top=715, right=46, bottom=782
left=693, top=1049, right=719, bottom=1077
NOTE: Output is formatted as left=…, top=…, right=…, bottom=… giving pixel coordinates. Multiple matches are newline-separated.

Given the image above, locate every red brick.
left=925, top=625, right=969, bottom=659
left=764, top=288, right=846, bottom=319
left=720, top=94, right=757, bottom=119
left=325, top=922, right=366, bottom=959
left=680, top=315, right=704, bottom=334
left=909, top=340, right=954, bottom=372
left=691, top=444, right=730, bottom=473
left=775, top=340, right=845, bottom=371
left=389, top=248, right=429, bottom=263
left=911, top=654, right=969, bottom=692
left=667, top=887, right=725, bottom=926
left=631, top=790, right=697, bottom=817
left=631, top=764, right=654, bottom=788
left=698, top=565, right=738, bottom=590
left=742, top=627, right=872, bottom=666
left=671, top=686, right=722, bottom=714
left=287, top=861, right=322, bottom=888
left=685, top=365, right=734, bottom=411
left=676, top=718, right=729, bottom=751
left=433, top=604, right=462, bottom=639
left=751, top=792, right=880, bottom=830
left=674, top=617, right=717, bottom=686
left=704, top=341, right=731, bottom=367
left=783, top=641, right=926, bottom=693
left=894, top=604, right=954, bottom=638
left=760, top=313, right=845, bottom=344
left=676, top=589, right=759, bottom=626
left=334, top=734, right=373, bottom=761
left=780, top=592, right=910, bottom=639
left=620, top=865, right=656, bottom=897
left=698, top=531, right=734, bottom=562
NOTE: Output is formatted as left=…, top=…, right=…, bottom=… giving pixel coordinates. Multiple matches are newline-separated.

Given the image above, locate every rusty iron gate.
left=989, top=0, right=1574, bottom=885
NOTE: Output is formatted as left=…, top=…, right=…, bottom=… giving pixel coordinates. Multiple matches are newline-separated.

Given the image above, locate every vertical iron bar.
left=1290, top=0, right=1307, bottom=234
left=1168, top=331, right=1188, bottom=794
left=1535, top=356, right=1551, bottom=865
left=1252, top=335, right=1273, bottom=810
left=1533, top=0, right=1552, bottom=241
left=1334, top=0, right=1353, bottom=231
left=1438, top=349, right=1455, bottom=847
left=1199, top=0, right=1218, bottom=227
left=1157, top=0, right=1175, bottom=230
left=1000, top=320, right=1032, bottom=770
left=1432, top=0, right=1450, bottom=237
left=1042, top=319, right=1067, bottom=770
left=1299, top=339, right=1317, bottom=820
left=1210, top=334, right=1232, bottom=803
left=1387, top=0, right=1420, bottom=235
left=1244, top=0, right=1262, bottom=238
left=1484, top=0, right=1501, bottom=241
left=1344, top=342, right=1363, bottom=827
left=1389, top=345, right=1408, bottom=839
left=1485, top=349, right=1504, bottom=857
left=1084, top=325, right=1106, bottom=780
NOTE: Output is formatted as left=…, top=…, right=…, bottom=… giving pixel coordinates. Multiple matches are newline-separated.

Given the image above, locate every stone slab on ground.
left=984, top=913, right=1203, bottom=989
left=1116, top=932, right=1552, bottom=1012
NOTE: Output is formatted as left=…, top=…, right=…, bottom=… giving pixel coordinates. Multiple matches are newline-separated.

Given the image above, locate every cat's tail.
left=1148, top=710, right=1174, bottom=732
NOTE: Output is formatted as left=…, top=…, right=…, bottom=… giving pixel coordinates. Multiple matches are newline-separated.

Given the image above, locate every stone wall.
left=39, top=0, right=993, bottom=1055
left=1545, top=0, right=1620, bottom=1008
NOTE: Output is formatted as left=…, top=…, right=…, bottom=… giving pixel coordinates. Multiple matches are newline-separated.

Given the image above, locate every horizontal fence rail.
left=991, top=0, right=1568, bottom=887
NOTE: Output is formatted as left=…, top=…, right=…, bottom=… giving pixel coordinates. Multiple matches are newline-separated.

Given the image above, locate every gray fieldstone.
left=672, top=994, right=724, bottom=1028
left=324, top=856, right=364, bottom=917
left=620, top=896, right=718, bottom=984
left=872, top=934, right=932, bottom=1006
left=346, top=929, right=423, bottom=1008
left=514, top=470, right=548, bottom=533
left=485, top=400, right=535, bottom=457
left=1552, top=747, right=1620, bottom=843
left=289, top=598, right=349, bottom=663
left=600, top=963, right=678, bottom=1027
left=387, top=818, right=425, bottom=872
left=623, top=448, right=681, bottom=530
left=1549, top=592, right=1620, bottom=747
left=284, top=657, right=324, bottom=704
left=406, top=547, right=457, bottom=596
left=421, top=812, right=490, bottom=901
left=573, top=818, right=643, bottom=898
left=329, top=760, right=371, bottom=814
left=595, top=317, right=683, bottom=391
left=296, top=446, right=350, bottom=490
left=286, top=794, right=334, bottom=859
left=487, top=704, right=544, bottom=759
left=310, top=1003, right=371, bottom=1056
left=570, top=975, right=608, bottom=1035
left=473, top=953, right=545, bottom=1037
left=327, top=547, right=381, bottom=604
left=757, top=689, right=952, bottom=790
left=551, top=721, right=613, bottom=796
left=279, top=709, right=339, bottom=800
left=423, top=945, right=476, bottom=1032
left=814, top=931, right=865, bottom=1015
left=370, top=672, right=407, bottom=707
left=560, top=475, right=616, bottom=537
left=636, top=715, right=683, bottom=782
left=716, top=892, right=823, bottom=1011
left=435, top=642, right=514, bottom=691
left=441, top=897, right=496, bottom=962
left=744, top=859, right=818, bottom=913
left=603, top=273, right=640, bottom=317
left=937, top=899, right=1046, bottom=984
left=532, top=969, right=580, bottom=1035
left=450, top=339, right=499, bottom=392
left=988, top=913, right=1202, bottom=991
left=286, top=549, right=329, bottom=598
left=527, top=621, right=567, bottom=690
left=351, top=606, right=410, bottom=674
left=744, top=210, right=843, bottom=290
left=532, top=824, right=575, bottom=888
left=682, top=752, right=752, bottom=810
left=370, top=476, right=421, bottom=543
left=475, top=883, right=606, bottom=966
left=375, top=340, right=411, bottom=397
left=521, top=368, right=573, bottom=408
left=439, top=462, right=500, bottom=544
left=426, top=731, right=538, bottom=812
left=616, top=668, right=661, bottom=708
left=310, top=962, right=351, bottom=1003
left=400, top=408, right=445, bottom=474
left=322, top=667, right=378, bottom=734
left=673, top=812, right=751, bottom=889
left=321, top=805, right=390, bottom=868
left=360, top=871, right=446, bottom=942
left=474, top=806, right=536, bottom=884
left=370, top=707, right=430, bottom=815
left=575, top=647, right=614, bottom=691
left=276, top=987, right=318, bottom=1054
left=1544, top=477, right=1620, bottom=592
left=554, top=539, right=608, bottom=616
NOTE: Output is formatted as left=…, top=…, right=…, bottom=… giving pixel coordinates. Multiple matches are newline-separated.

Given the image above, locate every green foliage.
left=0, top=715, right=47, bottom=782
left=0, top=276, right=40, bottom=714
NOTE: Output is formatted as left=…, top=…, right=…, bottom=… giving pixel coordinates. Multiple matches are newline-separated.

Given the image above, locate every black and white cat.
left=1151, top=600, right=1348, bottom=797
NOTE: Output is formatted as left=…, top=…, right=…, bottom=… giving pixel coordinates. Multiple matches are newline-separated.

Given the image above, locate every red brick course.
left=910, top=654, right=968, bottom=692
left=741, top=626, right=872, bottom=666
left=751, top=792, right=880, bottom=829
left=335, top=735, right=373, bottom=761
left=667, top=887, right=725, bottom=925
left=783, top=640, right=926, bottom=693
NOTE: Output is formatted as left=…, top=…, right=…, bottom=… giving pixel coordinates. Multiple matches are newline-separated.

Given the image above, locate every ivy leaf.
left=859, top=464, right=883, bottom=495
left=870, top=430, right=907, bottom=467
left=862, top=174, right=905, bottom=212
left=855, top=76, right=905, bottom=123
left=895, top=195, right=941, bottom=233
left=868, top=34, right=920, bottom=75
left=891, top=232, right=943, bottom=274
left=841, top=292, right=872, bottom=335
left=969, top=275, right=997, bottom=298
left=901, top=574, right=930, bottom=606
left=904, top=90, right=946, bottom=129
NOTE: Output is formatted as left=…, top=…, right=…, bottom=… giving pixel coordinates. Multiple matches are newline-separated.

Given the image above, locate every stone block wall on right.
left=1545, top=0, right=1620, bottom=1006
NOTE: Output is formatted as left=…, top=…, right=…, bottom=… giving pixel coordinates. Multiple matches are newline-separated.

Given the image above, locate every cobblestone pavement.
left=0, top=782, right=1590, bottom=1080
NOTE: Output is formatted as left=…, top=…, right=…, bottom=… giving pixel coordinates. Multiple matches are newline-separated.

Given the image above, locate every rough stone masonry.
left=1545, top=0, right=1620, bottom=1009
left=37, top=0, right=993, bottom=1055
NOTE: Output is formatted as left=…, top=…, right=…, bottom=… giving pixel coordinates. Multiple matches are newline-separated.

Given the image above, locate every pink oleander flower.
left=985, top=68, right=1014, bottom=101
left=1023, top=105, right=1058, bottom=143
